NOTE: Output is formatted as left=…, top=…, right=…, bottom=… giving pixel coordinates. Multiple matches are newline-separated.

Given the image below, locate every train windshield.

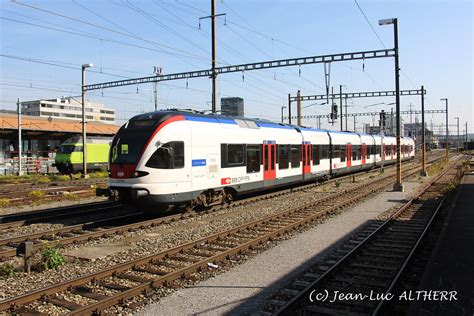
left=59, top=145, right=75, bottom=154
left=110, top=120, right=158, bottom=164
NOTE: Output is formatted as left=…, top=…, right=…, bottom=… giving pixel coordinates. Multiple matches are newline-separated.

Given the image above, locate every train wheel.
left=224, top=189, right=236, bottom=204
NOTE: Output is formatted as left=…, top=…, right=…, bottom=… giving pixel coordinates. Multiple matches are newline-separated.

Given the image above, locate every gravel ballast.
left=135, top=180, right=424, bottom=315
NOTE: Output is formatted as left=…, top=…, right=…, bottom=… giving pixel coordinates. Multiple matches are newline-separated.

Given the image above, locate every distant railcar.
left=54, top=136, right=111, bottom=174
left=106, top=110, right=415, bottom=208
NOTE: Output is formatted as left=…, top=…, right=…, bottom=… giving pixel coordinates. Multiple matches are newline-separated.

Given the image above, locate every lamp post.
left=82, top=63, right=93, bottom=178
left=17, top=98, right=22, bottom=176
left=281, top=106, right=287, bottom=123
left=379, top=17, right=403, bottom=192
left=441, top=98, right=448, bottom=161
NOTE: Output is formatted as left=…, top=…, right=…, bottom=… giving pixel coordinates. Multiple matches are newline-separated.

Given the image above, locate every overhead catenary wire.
left=10, top=1, right=209, bottom=62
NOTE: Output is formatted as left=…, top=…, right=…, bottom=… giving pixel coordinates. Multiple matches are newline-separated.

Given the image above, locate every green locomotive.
left=54, top=136, right=111, bottom=174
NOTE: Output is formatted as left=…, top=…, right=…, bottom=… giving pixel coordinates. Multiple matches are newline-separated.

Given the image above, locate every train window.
left=321, top=145, right=329, bottom=159
left=340, top=145, right=346, bottom=162
left=366, top=144, right=370, bottom=159
left=352, top=145, right=357, bottom=161
left=278, top=145, right=290, bottom=169
left=358, top=145, right=362, bottom=160
left=264, top=146, right=269, bottom=171
left=312, top=145, right=320, bottom=165
left=271, top=146, right=275, bottom=170
left=227, top=144, right=245, bottom=166
left=246, top=145, right=260, bottom=173
left=290, top=145, right=301, bottom=168
left=146, top=141, right=184, bottom=169
left=332, top=145, right=339, bottom=160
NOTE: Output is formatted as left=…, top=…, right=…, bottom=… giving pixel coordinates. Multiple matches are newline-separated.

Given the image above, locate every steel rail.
left=275, top=159, right=460, bottom=315
left=0, top=156, right=442, bottom=313
left=0, top=201, right=122, bottom=228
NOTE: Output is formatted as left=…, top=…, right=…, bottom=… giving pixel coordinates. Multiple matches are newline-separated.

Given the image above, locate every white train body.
left=108, top=111, right=415, bottom=206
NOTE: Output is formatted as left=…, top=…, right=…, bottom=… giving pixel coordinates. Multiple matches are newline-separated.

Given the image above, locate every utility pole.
left=391, top=107, right=394, bottom=136
left=297, top=90, right=302, bottom=126
left=288, top=94, right=292, bottom=125
left=281, top=106, right=286, bottom=123
left=211, top=0, right=217, bottom=113
left=82, top=63, right=93, bottom=178
left=455, top=117, right=459, bottom=152
left=339, top=85, right=343, bottom=131
left=353, top=116, right=356, bottom=132
left=17, top=98, right=22, bottom=176
left=199, top=0, right=225, bottom=113
left=420, top=85, right=427, bottom=176
left=153, top=66, right=162, bottom=111
left=466, top=122, right=468, bottom=150
left=441, top=98, right=448, bottom=161
left=345, top=96, right=348, bottom=131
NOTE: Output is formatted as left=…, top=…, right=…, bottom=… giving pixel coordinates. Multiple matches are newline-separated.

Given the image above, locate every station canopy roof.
left=0, top=112, right=119, bottom=135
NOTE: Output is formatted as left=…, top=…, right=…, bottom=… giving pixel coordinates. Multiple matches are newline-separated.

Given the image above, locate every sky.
left=0, top=0, right=472, bottom=136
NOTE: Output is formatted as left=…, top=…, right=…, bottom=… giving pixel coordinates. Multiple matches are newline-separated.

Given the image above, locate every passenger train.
left=107, top=110, right=415, bottom=209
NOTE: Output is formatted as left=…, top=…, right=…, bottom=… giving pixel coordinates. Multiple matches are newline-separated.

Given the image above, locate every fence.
left=0, top=157, right=58, bottom=175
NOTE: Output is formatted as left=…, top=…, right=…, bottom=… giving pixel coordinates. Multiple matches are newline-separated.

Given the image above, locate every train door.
left=382, top=143, right=386, bottom=161
left=263, top=142, right=276, bottom=182
left=391, top=144, right=394, bottom=160
left=302, top=143, right=311, bottom=178
left=346, top=144, right=352, bottom=168
left=362, top=143, right=366, bottom=165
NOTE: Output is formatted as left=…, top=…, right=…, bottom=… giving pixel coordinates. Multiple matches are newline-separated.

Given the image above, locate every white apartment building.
left=21, top=97, right=115, bottom=124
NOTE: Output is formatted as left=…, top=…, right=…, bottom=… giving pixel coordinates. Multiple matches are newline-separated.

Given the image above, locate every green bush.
left=335, top=180, right=342, bottom=188
left=0, top=263, right=15, bottom=277
left=42, top=246, right=65, bottom=270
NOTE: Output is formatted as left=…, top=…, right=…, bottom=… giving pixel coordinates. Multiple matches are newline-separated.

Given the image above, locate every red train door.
left=302, top=143, right=311, bottom=177
left=362, top=143, right=366, bottom=165
left=391, top=144, right=394, bottom=160
left=263, top=142, right=276, bottom=181
left=346, top=144, right=352, bottom=167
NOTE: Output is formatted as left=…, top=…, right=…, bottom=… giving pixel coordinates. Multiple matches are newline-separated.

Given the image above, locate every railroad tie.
left=43, top=296, right=83, bottom=311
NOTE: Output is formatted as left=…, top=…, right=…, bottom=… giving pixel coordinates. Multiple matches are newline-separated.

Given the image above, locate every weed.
left=28, top=190, right=45, bottom=200
left=0, top=263, right=15, bottom=277
left=335, top=180, right=342, bottom=188
left=0, top=198, right=10, bottom=208
left=42, top=246, right=65, bottom=270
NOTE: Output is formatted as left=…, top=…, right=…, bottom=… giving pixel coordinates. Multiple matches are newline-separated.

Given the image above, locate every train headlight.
left=132, top=170, right=149, bottom=178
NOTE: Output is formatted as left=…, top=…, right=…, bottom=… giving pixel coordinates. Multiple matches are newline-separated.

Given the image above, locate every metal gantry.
left=284, top=109, right=445, bottom=120
left=83, top=49, right=395, bottom=92
left=288, top=89, right=425, bottom=103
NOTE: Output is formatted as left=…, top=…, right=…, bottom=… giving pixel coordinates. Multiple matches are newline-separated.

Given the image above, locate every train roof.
left=127, top=109, right=413, bottom=142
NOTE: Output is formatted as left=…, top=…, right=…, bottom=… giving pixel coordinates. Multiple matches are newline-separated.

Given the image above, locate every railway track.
left=0, top=156, right=435, bottom=261
left=0, top=155, right=454, bottom=314
left=266, top=158, right=463, bottom=315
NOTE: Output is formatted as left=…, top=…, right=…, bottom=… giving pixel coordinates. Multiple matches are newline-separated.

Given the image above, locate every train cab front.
left=106, top=111, right=187, bottom=209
